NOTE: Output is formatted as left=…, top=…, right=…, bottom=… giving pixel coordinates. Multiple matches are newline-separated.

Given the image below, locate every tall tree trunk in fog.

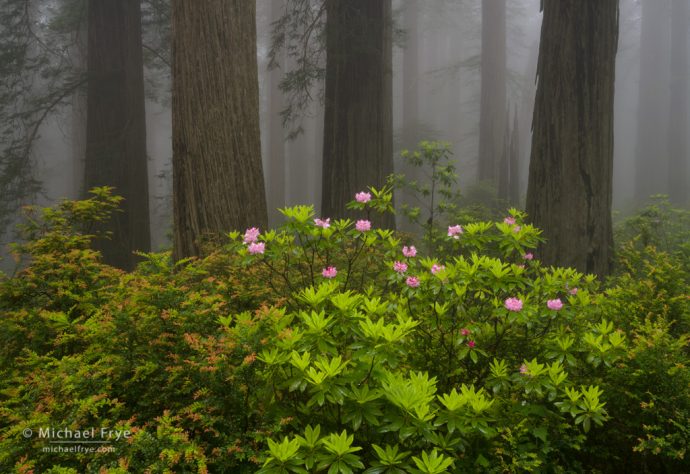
left=635, top=0, right=671, bottom=204
left=526, top=0, right=618, bottom=278
left=85, top=0, right=150, bottom=271
left=267, top=0, right=286, bottom=227
left=669, top=0, right=689, bottom=205
left=321, top=0, right=394, bottom=228
left=171, top=0, right=267, bottom=260
left=478, top=0, right=506, bottom=183
left=508, top=109, right=520, bottom=205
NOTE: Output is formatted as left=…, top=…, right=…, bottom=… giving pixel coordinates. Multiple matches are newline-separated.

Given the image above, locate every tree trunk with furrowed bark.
left=526, top=0, right=619, bottom=278
left=171, top=0, right=267, bottom=260
left=321, top=0, right=394, bottom=228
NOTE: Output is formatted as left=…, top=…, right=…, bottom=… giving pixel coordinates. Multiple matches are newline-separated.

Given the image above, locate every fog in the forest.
left=2, top=0, right=689, bottom=271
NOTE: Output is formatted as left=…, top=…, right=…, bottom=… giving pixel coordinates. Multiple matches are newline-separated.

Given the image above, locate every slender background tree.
left=478, top=0, right=506, bottom=184
left=85, top=0, right=150, bottom=270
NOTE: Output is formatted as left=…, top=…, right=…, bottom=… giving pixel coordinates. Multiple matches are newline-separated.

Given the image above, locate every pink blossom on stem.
left=447, top=225, right=463, bottom=239
left=314, top=218, right=331, bottom=229
left=569, top=287, right=578, bottom=295
left=322, top=266, right=337, bottom=279
left=504, top=297, right=523, bottom=312
left=247, top=242, right=265, bottom=255
left=393, top=261, right=408, bottom=273
left=461, top=328, right=471, bottom=336
left=504, top=216, right=516, bottom=225
left=243, top=227, right=260, bottom=243
left=523, top=252, right=534, bottom=260
left=513, top=225, right=522, bottom=233
left=355, top=191, right=371, bottom=203
left=468, top=340, right=476, bottom=348
left=406, top=276, right=420, bottom=288
left=519, top=364, right=529, bottom=375
left=402, top=245, right=417, bottom=258
left=431, top=264, right=445, bottom=275
left=547, top=298, right=563, bottom=311
left=355, top=220, right=371, bottom=232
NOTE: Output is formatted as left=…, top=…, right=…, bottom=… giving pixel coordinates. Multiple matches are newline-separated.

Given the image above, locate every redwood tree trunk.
left=669, top=0, right=689, bottom=205
left=526, top=0, right=619, bottom=278
left=635, top=0, right=670, bottom=204
left=171, top=0, right=267, bottom=260
left=85, top=0, right=150, bottom=271
left=321, top=0, right=394, bottom=228
left=478, top=0, right=506, bottom=183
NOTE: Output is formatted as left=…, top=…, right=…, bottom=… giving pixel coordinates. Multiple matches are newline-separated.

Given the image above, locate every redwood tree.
left=478, top=0, right=506, bottom=183
left=669, top=0, right=689, bottom=205
left=321, top=0, right=394, bottom=228
left=526, top=0, right=619, bottom=277
left=171, top=0, right=267, bottom=259
left=85, top=0, right=150, bottom=270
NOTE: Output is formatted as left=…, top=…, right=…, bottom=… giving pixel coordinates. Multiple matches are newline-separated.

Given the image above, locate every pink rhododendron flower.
left=243, top=227, right=260, bottom=243
left=504, top=216, right=516, bottom=225
left=355, top=219, right=371, bottom=232
left=402, top=245, right=417, bottom=257
left=547, top=298, right=563, bottom=311
left=523, top=252, right=534, bottom=260
left=513, top=225, right=521, bottom=232
left=355, top=191, right=371, bottom=203
left=504, top=297, right=523, bottom=312
left=314, top=218, right=330, bottom=228
left=468, top=340, right=476, bottom=348
left=393, top=261, right=408, bottom=273
left=447, top=225, right=463, bottom=239
left=406, top=276, right=420, bottom=288
left=519, top=364, right=529, bottom=375
left=569, top=287, right=578, bottom=295
left=322, top=266, right=337, bottom=278
left=431, top=264, right=445, bottom=275
left=247, top=242, right=265, bottom=255
left=461, top=328, right=471, bottom=336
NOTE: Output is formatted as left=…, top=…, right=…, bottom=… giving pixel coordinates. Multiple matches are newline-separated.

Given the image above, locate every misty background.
left=1, top=0, right=688, bottom=270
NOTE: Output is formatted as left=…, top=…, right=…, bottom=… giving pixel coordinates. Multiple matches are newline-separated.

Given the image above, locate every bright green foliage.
left=0, top=186, right=688, bottom=473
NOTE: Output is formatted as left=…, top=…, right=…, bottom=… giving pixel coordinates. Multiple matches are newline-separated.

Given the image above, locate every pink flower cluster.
left=244, top=227, right=265, bottom=254
left=547, top=298, right=563, bottom=311
left=406, top=276, right=420, bottom=288
left=314, top=218, right=330, bottom=228
left=431, top=264, right=445, bottom=275
left=447, top=225, right=463, bottom=239
left=243, top=227, right=260, bottom=244
left=504, top=297, right=523, bottom=312
left=393, top=261, right=408, bottom=273
left=322, top=266, right=337, bottom=278
left=523, top=253, right=534, bottom=261
left=355, top=191, right=371, bottom=203
left=503, top=216, right=516, bottom=225
left=402, top=245, right=417, bottom=257
left=248, top=242, right=265, bottom=255
left=355, top=219, right=371, bottom=232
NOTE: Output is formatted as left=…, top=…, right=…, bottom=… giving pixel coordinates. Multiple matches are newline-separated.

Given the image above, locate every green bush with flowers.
left=0, top=163, right=688, bottom=472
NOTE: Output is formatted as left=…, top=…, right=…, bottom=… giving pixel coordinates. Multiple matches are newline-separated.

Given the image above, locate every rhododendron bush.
left=0, top=186, right=687, bottom=473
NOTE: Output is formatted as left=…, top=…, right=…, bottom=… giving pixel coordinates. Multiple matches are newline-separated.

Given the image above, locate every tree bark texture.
left=478, top=0, right=506, bottom=183
left=85, top=0, right=150, bottom=271
left=668, top=0, right=689, bottom=205
left=172, top=0, right=267, bottom=260
left=635, top=0, right=670, bottom=204
left=526, top=0, right=618, bottom=278
left=321, top=0, right=394, bottom=228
